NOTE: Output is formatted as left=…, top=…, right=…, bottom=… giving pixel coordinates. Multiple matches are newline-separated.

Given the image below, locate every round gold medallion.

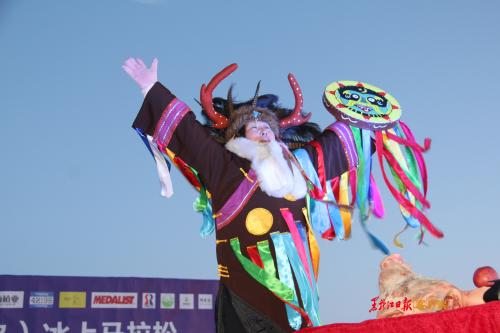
left=284, top=194, right=296, bottom=201
left=245, top=208, right=273, bottom=236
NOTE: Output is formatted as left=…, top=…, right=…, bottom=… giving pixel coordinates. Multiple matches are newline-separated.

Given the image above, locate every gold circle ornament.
left=245, top=208, right=274, bottom=236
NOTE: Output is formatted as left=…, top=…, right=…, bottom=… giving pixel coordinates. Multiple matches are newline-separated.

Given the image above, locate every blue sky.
left=1, top=0, right=499, bottom=324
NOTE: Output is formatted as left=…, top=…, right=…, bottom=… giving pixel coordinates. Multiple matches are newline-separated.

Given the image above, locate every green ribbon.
left=230, top=238, right=295, bottom=302
left=189, top=166, right=214, bottom=237
left=351, top=127, right=368, bottom=218
left=270, top=233, right=302, bottom=330
left=257, top=241, right=277, bottom=277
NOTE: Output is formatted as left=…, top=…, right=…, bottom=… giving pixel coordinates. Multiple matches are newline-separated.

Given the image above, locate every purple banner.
left=0, top=275, right=219, bottom=333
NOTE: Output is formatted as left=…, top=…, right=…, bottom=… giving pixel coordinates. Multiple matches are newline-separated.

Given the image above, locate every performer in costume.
left=124, top=58, right=357, bottom=332
left=123, top=58, right=443, bottom=332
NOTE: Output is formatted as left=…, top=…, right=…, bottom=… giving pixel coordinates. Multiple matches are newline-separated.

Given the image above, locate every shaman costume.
left=131, top=63, right=441, bottom=332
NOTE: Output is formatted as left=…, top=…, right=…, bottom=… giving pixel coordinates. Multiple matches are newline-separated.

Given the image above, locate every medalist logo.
left=142, top=292, right=156, bottom=309
left=29, top=292, right=54, bottom=308
left=91, top=292, right=138, bottom=308
left=0, top=291, right=24, bottom=308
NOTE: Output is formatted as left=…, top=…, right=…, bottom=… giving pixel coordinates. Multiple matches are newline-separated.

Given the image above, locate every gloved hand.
left=122, top=57, right=158, bottom=95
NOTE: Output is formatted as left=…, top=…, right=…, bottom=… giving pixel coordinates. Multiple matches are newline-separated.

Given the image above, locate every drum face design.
left=324, top=81, right=402, bottom=130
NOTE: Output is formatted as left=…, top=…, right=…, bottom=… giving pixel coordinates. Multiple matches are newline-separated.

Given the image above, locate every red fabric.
left=374, top=132, right=443, bottom=239
left=310, top=141, right=327, bottom=194
left=298, top=302, right=500, bottom=333
left=246, top=245, right=264, bottom=269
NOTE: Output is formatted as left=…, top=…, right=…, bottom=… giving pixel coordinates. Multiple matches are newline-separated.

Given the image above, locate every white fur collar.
left=225, top=137, right=307, bottom=199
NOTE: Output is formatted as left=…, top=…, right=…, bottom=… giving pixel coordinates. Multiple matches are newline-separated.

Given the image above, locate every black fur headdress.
left=200, top=92, right=321, bottom=149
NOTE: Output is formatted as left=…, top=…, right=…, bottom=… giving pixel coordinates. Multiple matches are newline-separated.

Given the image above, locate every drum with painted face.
left=323, top=81, right=402, bottom=130
left=321, top=79, right=443, bottom=252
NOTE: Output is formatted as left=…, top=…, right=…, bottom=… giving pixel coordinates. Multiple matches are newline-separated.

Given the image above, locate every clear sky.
left=1, top=0, right=499, bottom=324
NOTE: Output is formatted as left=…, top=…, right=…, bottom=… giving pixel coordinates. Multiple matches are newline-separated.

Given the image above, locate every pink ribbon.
left=375, top=132, right=443, bottom=238
left=280, top=208, right=313, bottom=285
left=399, top=121, right=429, bottom=196
left=369, top=175, right=385, bottom=218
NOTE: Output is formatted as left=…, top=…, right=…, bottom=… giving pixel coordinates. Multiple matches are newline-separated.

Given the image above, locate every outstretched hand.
left=122, top=57, right=158, bottom=94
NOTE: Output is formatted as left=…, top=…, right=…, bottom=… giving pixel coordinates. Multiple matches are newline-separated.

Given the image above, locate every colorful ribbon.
left=257, top=241, right=277, bottom=277
left=246, top=245, right=264, bottom=269
left=351, top=126, right=390, bottom=254
left=293, top=149, right=331, bottom=235
left=135, top=128, right=173, bottom=198
left=375, top=131, right=443, bottom=238
left=339, top=172, right=352, bottom=238
left=276, top=232, right=321, bottom=326
left=233, top=238, right=313, bottom=328
left=309, top=141, right=327, bottom=196
left=280, top=208, right=313, bottom=285
left=325, top=180, right=344, bottom=239
left=295, top=223, right=320, bottom=301
left=270, top=233, right=302, bottom=330
left=302, top=207, right=320, bottom=280
left=369, top=174, right=384, bottom=218
left=229, top=238, right=295, bottom=302
left=399, top=121, right=429, bottom=196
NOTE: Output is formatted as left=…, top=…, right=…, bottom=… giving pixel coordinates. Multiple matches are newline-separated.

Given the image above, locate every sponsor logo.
left=29, top=292, right=54, bottom=308
left=198, top=294, right=213, bottom=310
left=179, top=293, right=194, bottom=310
left=59, top=292, right=86, bottom=308
left=369, top=295, right=445, bottom=313
left=142, top=292, right=156, bottom=309
left=160, top=293, right=175, bottom=309
left=91, top=292, right=137, bottom=308
left=0, top=291, right=24, bottom=308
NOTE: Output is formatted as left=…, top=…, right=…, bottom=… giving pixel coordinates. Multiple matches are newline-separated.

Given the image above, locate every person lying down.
left=375, top=254, right=499, bottom=318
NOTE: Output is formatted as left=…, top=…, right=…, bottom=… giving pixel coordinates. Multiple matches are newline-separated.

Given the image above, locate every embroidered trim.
left=217, top=264, right=230, bottom=278
left=215, top=169, right=259, bottom=230
left=239, top=168, right=255, bottom=183
left=326, top=122, right=359, bottom=170
left=153, top=98, right=190, bottom=149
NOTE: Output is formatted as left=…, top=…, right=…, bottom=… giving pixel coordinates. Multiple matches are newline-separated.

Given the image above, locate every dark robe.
left=133, top=82, right=353, bottom=332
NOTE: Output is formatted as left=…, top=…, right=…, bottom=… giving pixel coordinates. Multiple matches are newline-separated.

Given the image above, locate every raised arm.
left=123, top=58, right=235, bottom=197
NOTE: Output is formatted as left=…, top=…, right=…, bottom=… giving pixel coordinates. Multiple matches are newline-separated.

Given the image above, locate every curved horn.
left=226, top=84, right=235, bottom=115
left=200, top=63, right=238, bottom=129
left=280, top=73, right=312, bottom=128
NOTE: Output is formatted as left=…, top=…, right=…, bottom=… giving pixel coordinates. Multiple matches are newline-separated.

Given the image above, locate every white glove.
left=122, top=57, right=158, bottom=96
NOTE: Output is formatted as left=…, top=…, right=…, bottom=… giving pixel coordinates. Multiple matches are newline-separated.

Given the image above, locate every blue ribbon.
left=134, top=128, right=171, bottom=170
left=293, top=149, right=331, bottom=235
left=270, top=233, right=302, bottom=330
left=296, top=223, right=320, bottom=304
left=193, top=198, right=215, bottom=237
left=274, top=232, right=321, bottom=326
left=349, top=127, right=390, bottom=254
left=325, top=179, right=345, bottom=239
left=358, top=129, right=372, bottom=218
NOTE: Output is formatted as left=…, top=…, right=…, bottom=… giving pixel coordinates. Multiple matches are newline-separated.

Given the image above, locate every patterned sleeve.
left=301, top=122, right=358, bottom=181
left=132, top=82, right=235, bottom=196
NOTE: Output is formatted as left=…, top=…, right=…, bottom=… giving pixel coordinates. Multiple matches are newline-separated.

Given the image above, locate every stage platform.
left=299, top=301, right=500, bottom=333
